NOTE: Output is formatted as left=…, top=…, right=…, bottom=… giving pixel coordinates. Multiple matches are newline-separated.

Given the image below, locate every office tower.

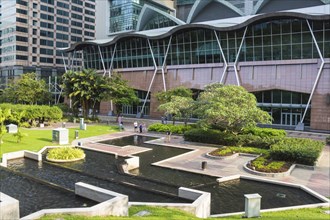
left=0, top=0, right=96, bottom=95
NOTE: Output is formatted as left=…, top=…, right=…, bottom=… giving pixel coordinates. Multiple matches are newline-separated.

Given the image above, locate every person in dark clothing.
left=139, top=123, right=143, bottom=133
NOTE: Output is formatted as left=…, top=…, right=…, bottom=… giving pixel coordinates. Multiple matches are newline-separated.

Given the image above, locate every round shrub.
left=47, top=147, right=85, bottom=161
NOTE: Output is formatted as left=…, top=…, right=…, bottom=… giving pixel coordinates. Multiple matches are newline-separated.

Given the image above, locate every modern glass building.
left=95, top=0, right=175, bottom=39
left=62, top=0, right=330, bottom=131
left=0, top=0, right=96, bottom=102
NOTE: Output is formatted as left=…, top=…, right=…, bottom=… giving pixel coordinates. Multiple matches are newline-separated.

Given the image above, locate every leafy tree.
left=62, top=70, right=138, bottom=118
left=195, top=83, right=272, bottom=134
left=158, top=96, right=194, bottom=125
left=156, top=86, right=194, bottom=124
left=0, top=108, right=11, bottom=145
left=0, top=72, right=51, bottom=104
left=156, top=86, right=193, bottom=103
left=10, top=110, right=27, bottom=143
left=105, top=73, right=139, bottom=117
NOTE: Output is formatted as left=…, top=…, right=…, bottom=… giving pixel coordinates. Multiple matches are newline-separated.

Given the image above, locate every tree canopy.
left=0, top=72, right=51, bottom=105
left=62, top=69, right=138, bottom=118
left=195, top=83, right=272, bottom=133
left=156, top=86, right=193, bottom=104
left=156, top=87, right=194, bottom=124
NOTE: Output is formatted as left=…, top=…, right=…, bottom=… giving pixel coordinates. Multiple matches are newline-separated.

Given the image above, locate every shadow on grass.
left=36, top=138, right=53, bottom=142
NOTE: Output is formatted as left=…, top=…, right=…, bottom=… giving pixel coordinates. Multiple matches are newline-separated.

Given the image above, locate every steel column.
left=140, top=39, right=158, bottom=115
left=214, top=30, right=228, bottom=84
left=98, top=46, right=107, bottom=75
left=161, top=36, right=172, bottom=91
left=233, top=26, right=248, bottom=86
left=300, top=20, right=325, bottom=124
left=108, top=43, right=117, bottom=77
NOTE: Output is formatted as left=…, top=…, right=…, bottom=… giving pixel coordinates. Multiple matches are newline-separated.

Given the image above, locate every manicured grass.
left=0, top=124, right=119, bottom=158
left=39, top=206, right=330, bottom=220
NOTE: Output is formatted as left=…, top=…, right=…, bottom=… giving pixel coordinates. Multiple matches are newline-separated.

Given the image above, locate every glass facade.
left=83, top=18, right=330, bottom=70
left=122, top=90, right=150, bottom=116
left=109, top=0, right=175, bottom=33
left=253, top=90, right=310, bottom=126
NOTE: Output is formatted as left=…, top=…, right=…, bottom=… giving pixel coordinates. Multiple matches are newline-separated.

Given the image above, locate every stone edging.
left=46, top=154, right=86, bottom=163
left=205, top=152, right=239, bottom=160
left=205, top=152, right=257, bottom=160
left=243, top=162, right=296, bottom=177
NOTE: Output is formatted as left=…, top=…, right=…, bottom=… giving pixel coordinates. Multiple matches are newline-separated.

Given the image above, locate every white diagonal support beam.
left=161, top=36, right=172, bottom=91
left=107, top=43, right=117, bottom=77
left=61, top=52, right=68, bottom=72
left=140, top=39, right=158, bottom=116
left=98, top=46, right=107, bottom=76
left=300, top=20, right=325, bottom=124
left=233, top=26, right=248, bottom=86
left=214, top=30, right=228, bottom=84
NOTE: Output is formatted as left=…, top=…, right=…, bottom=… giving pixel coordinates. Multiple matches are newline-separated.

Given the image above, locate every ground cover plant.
left=38, top=206, right=330, bottom=220
left=47, top=147, right=85, bottom=160
left=247, top=156, right=291, bottom=173
left=0, top=124, right=119, bottom=158
left=209, top=146, right=269, bottom=157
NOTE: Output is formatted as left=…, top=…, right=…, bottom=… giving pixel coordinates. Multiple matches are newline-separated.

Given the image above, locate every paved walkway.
left=72, top=127, right=330, bottom=198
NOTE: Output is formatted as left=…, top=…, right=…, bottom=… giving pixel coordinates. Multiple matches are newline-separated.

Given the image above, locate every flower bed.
left=247, top=156, right=291, bottom=173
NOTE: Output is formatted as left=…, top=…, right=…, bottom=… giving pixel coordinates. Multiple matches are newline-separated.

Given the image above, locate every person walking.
left=133, top=121, right=138, bottom=132
left=139, top=123, right=143, bottom=133
left=165, top=130, right=171, bottom=143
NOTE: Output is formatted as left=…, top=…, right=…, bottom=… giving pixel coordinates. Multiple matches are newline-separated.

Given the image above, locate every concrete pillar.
left=244, top=193, right=262, bottom=218
left=80, top=118, right=84, bottom=130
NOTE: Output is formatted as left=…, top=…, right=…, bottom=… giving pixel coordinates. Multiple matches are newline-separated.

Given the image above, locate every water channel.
left=3, top=135, right=324, bottom=216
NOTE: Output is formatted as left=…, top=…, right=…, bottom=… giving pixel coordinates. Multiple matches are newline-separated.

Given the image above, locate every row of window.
left=83, top=19, right=330, bottom=69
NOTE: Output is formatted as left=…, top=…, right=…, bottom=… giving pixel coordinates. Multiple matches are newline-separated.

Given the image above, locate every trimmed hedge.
left=148, top=123, right=192, bottom=134
left=270, top=138, right=324, bottom=166
left=243, top=127, right=286, bottom=138
left=0, top=103, right=62, bottom=126
left=183, top=128, right=223, bottom=144
left=184, top=128, right=284, bottom=148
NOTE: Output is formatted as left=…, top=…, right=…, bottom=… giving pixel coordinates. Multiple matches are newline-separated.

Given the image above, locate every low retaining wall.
left=0, top=192, right=19, bottom=220
left=243, top=162, right=296, bottom=177
left=124, top=156, right=139, bottom=171
left=21, top=182, right=128, bottom=219
left=212, top=175, right=330, bottom=218
left=0, top=150, right=41, bottom=167
left=130, top=187, right=211, bottom=218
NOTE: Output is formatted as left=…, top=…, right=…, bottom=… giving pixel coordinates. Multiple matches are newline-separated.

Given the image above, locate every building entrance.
left=281, top=113, right=301, bottom=126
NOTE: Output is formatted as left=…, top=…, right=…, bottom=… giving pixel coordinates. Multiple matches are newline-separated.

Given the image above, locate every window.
left=16, top=26, right=28, bottom=33
left=41, top=0, right=54, bottom=5
left=16, top=46, right=28, bottom=52
left=41, top=22, right=54, bottom=29
left=17, top=8, right=27, bottom=15
left=41, top=5, right=54, bottom=13
left=17, top=17, right=27, bottom=23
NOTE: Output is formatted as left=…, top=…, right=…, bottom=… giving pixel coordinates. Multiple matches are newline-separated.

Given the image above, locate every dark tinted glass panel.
left=282, top=91, right=291, bottom=104
left=263, top=91, right=271, bottom=103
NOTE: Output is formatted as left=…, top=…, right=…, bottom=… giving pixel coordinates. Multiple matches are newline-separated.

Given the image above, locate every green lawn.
left=39, top=206, right=330, bottom=220
left=0, top=124, right=119, bottom=158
